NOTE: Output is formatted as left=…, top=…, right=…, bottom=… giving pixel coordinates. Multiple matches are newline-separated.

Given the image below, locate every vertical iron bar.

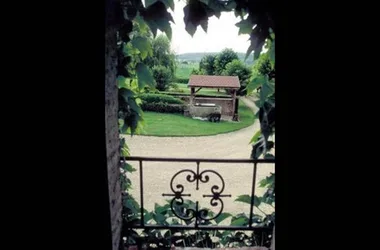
left=195, top=201, right=199, bottom=228
left=196, top=161, right=200, bottom=190
left=139, top=160, right=145, bottom=226
left=248, top=162, right=258, bottom=228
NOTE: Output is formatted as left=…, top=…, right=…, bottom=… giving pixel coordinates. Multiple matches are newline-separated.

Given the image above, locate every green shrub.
left=141, top=102, right=185, bottom=113
left=175, top=78, right=189, bottom=84
left=160, top=92, right=229, bottom=98
left=139, top=93, right=184, bottom=105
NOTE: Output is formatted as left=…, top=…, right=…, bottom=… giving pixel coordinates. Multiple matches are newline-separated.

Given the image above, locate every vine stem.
left=255, top=206, right=268, bottom=216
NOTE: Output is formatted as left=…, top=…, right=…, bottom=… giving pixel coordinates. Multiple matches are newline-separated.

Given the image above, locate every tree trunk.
left=105, top=0, right=122, bottom=249
left=270, top=226, right=275, bottom=250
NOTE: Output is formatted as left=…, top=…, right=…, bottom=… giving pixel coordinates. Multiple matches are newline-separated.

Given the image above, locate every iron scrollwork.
left=162, top=162, right=231, bottom=224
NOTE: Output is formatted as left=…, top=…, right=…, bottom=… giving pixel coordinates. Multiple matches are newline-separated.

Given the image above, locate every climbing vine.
left=108, top=0, right=275, bottom=248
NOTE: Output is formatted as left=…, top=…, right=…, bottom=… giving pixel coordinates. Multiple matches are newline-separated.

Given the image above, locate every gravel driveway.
left=123, top=97, right=274, bottom=217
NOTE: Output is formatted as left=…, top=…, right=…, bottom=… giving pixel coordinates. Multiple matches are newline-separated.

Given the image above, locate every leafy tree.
left=152, top=65, right=172, bottom=91
left=252, top=52, right=275, bottom=81
left=144, top=34, right=176, bottom=90
left=214, top=48, right=239, bottom=75
left=199, top=54, right=217, bottom=75
left=222, top=59, right=252, bottom=95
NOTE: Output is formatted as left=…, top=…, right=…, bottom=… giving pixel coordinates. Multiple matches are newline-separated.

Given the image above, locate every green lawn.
left=133, top=101, right=255, bottom=136
left=176, top=62, right=198, bottom=79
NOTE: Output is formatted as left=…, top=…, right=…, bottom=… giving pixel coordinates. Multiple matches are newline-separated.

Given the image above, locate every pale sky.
left=167, top=1, right=251, bottom=54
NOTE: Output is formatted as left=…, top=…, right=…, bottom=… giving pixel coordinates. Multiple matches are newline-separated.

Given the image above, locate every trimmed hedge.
left=141, top=102, right=185, bottom=113
left=175, top=78, right=189, bottom=84
left=159, top=92, right=230, bottom=98
left=139, top=93, right=184, bottom=105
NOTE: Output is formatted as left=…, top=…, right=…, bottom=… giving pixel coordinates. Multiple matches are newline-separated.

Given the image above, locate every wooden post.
left=190, top=87, right=195, bottom=105
left=232, top=89, right=239, bottom=121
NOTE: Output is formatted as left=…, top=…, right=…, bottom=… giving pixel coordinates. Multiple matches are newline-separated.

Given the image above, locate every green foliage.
left=175, top=61, right=198, bottom=79
left=151, top=65, right=173, bottom=91
left=141, top=1, right=174, bottom=39
left=199, top=54, right=217, bottom=75
left=214, top=48, right=239, bottom=75
left=144, top=34, right=176, bottom=90
left=123, top=198, right=272, bottom=249
left=145, top=35, right=176, bottom=74
left=176, top=52, right=254, bottom=65
left=251, top=52, right=275, bottom=80
left=141, top=102, right=185, bottom=113
left=110, top=1, right=275, bottom=248
left=247, top=40, right=275, bottom=162
left=175, top=77, right=189, bottom=84
left=222, top=59, right=252, bottom=95
left=191, top=68, right=204, bottom=75
left=139, top=93, right=184, bottom=104
left=136, top=63, right=155, bottom=89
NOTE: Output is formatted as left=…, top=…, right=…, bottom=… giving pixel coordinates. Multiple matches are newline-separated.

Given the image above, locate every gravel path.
left=124, top=97, right=274, bottom=216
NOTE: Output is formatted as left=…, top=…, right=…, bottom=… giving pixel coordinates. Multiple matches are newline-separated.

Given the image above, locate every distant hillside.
left=176, top=52, right=254, bottom=65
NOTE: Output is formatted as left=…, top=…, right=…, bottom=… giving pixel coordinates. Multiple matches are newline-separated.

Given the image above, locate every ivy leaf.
left=259, top=77, right=274, bottom=106
left=129, top=98, right=142, bottom=114
left=162, top=0, right=174, bottom=11
left=200, top=19, right=208, bottom=33
left=136, top=63, right=154, bottom=89
left=183, top=1, right=209, bottom=37
left=254, top=195, right=262, bottom=207
left=235, top=195, right=251, bottom=204
left=117, top=76, right=128, bottom=89
left=119, top=20, right=133, bottom=43
left=269, top=39, right=275, bottom=67
left=235, top=18, right=253, bottom=35
left=144, top=211, right=154, bottom=223
left=145, top=0, right=174, bottom=11
left=135, top=97, right=142, bottom=105
left=131, top=36, right=152, bottom=60
left=260, top=173, right=275, bottom=187
left=124, top=197, right=140, bottom=212
left=126, top=6, right=138, bottom=19
left=249, top=130, right=261, bottom=144
left=142, top=1, right=174, bottom=39
left=245, top=43, right=254, bottom=62
left=156, top=18, right=173, bottom=40
left=264, top=153, right=275, bottom=160
left=119, top=88, right=135, bottom=102
left=246, top=75, right=265, bottom=94
left=153, top=213, right=167, bottom=225
left=251, top=139, right=264, bottom=159
left=185, top=21, right=197, bottom=37
left=214, top=212, right=232, bottom=224
left=121, top=143, right=130, bottom=156
left=155, top=203, right=170, bottom=215
left=207, top=0, right=234, bottom=16
left=231, top=216, right=248, bottom=226
left=247, top=26, right=270, bottom=60
left=121, top=162, right=136, bottom=173
left=199, top=0, right=209, bottom=4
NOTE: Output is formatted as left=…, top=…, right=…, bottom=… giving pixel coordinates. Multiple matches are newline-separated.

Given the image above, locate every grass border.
left=125, top=119, right=256, bottom=137
left=125, top=101, right=256, bottom=137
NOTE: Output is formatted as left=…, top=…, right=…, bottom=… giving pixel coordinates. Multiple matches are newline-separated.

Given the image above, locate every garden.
left=119, top=33, right=259, bottom=137
left=114, top=0, right=275, bottom=249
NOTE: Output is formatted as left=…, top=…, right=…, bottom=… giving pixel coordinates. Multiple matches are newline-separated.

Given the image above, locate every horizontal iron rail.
left=128, top=225, right=272, bottom=231
left=121, top=156, right=274, bottom=232
left=122, top=156, right=274, bottom=164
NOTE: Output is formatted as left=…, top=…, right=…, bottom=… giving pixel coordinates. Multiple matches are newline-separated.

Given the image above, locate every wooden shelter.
left=188, top=75, right=241, bottom=120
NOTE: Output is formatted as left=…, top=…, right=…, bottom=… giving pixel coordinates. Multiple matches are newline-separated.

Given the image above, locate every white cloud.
left=167, top=1, right=251, bottom=54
